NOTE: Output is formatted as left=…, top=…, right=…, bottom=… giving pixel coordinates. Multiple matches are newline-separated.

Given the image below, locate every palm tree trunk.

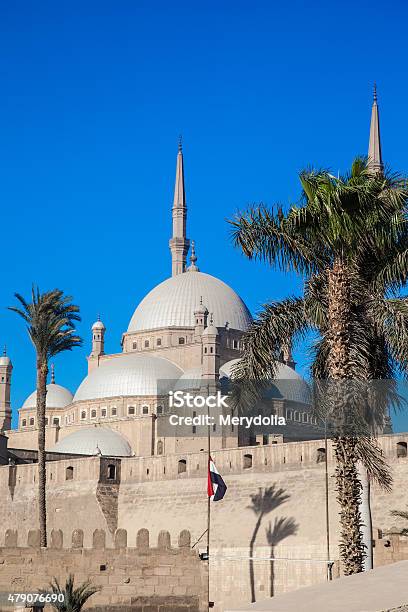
left=36, top=359, right=48, bottom=547
left=327, top=258, right=364, bottom=574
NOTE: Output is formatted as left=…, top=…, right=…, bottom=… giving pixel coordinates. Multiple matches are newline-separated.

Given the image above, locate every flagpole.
left=207, top=384, right=211, bottom=610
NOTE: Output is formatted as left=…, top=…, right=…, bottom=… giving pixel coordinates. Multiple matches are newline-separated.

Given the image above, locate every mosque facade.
left=0, top=139, right=318, bottom=461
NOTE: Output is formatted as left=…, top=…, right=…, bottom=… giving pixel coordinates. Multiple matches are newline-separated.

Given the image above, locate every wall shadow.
left=248, top=485, right=290, bottom=603
left=265, top=516, right=298, bottom=597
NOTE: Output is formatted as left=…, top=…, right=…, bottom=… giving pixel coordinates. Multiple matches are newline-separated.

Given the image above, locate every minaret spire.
left=368, top=83, right=383, bottom=174
left=169, top=137, right=190, bottom=276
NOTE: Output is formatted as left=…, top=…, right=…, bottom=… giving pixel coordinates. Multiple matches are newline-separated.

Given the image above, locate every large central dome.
left=127, top=271, right=252, bottom=333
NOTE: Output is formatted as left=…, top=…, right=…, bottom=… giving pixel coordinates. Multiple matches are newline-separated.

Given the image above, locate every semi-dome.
left=73, top=353, right=183, bottom=402
left=22, top=383, right=73, bottom=410
left=51, top=427, right=132, bottom=456
left=220, top=359, right=311, bottom=405
left=127, top=270, right=252, bottom=333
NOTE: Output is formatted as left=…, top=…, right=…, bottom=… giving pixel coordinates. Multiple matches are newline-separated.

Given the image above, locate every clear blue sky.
left=1, top=0, right=407, bottom=431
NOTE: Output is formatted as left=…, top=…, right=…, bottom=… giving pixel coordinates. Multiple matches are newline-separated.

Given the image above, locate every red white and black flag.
left=208, top=456, right=227, bottom=501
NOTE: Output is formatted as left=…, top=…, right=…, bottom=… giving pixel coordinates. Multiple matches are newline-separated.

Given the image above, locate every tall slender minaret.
left=368, top=84, right=383, bottom=174
left=169, top=138, right=190, bottom=276
left=0, top=347, right=12, bottom=431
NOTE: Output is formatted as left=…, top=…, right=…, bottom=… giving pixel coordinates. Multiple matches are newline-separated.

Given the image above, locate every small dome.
left=22, top=383, right=73, bottom=410
left=174, top=367, right=203, bottom=391
left=92, top=319, right=105, bottom=331
left=50, top=427, right=132, bottom=456
left=73, top=353, right=183, bottom=402
left=203, top=323, right=218, bottom=336
left=220, top=359, right=311, bottom=405
left=128, top=271, right=252, bottom=333
left=0, top=355, right=11, bottom=366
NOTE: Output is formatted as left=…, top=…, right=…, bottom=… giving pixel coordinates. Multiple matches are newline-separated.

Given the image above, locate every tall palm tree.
left=229, top=158, right=408, bottom=574
left=9, top=287, right=82, bottom=547
left=48, top=574, right=100, bottom=611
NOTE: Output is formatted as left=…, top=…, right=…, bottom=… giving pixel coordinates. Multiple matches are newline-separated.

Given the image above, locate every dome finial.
left=3, top=345, right=6, bottom=357
left=187, top=241, right=199, bottom=271
left=373, top=82, right=377, bottom=103
left=178, top=134, right=183, bottom=152
left=51, top=363, right=55, bottom=384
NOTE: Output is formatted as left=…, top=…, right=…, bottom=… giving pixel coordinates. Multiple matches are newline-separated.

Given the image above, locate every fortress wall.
left=0, top=436, right=407, bottom=610
left=0, top=529, right=207, bottom=612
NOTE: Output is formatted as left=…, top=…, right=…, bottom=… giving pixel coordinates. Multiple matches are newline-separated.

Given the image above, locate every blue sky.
left=1, top=0, right=407, bottom=430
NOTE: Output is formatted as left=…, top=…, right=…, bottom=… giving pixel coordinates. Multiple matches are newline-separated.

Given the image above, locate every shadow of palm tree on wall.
left=248, top=485, right=290, bottom=603
left=266, top=516, right=298, bottom=598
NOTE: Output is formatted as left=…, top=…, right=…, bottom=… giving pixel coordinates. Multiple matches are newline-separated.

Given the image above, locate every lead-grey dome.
left=127, top=271, right=252, bottom=332
left=73, top=353, right=183, bottom=402
left=220, top=359, right=311, bottom=405
left=22, top=383, right=73, bottom=410
left=51, top=427, right=132, bottom=456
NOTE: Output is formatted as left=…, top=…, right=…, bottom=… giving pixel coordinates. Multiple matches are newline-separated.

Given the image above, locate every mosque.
left=0, top=142, right=321, bottom=464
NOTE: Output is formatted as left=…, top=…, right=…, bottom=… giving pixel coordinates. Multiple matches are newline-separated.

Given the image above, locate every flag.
left=208, top=456, right=227, bottom=501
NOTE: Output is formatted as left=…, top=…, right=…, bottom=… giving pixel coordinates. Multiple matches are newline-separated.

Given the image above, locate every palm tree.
left=48, top=574, right=100, bottom=611
left=229, top=158, right=408, bottom=574
left=9, top=287, right=82, bottom=547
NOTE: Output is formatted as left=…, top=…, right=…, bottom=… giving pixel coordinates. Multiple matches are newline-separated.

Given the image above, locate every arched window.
left=107, top=464, right=116, bottom=480
left=53, top=417, right=60, bottom=426
left=29, top=417, right=34, bottom=426
left=178, top=459, right=187, bottom=474
left=81, top=411, right=86, bottom=420
left=144, top=340, right=150, bottom=348
left=204, top=347, right=207, bottom=354
left=45, top=417, right=49, bottom=426
left=157, top=338, right=162, bottom=346
left=111, top=406, right=117, bottom=416
left=302, top=413, right=308, bottom=423
left=91, top=409, right=97, bottom=418
left=128, top=406, right=135, bottom=415
left=397, top=441, right=407, bottom=458
left=178, top=337, right=185, bottom=345
left=157, top=406, right=163, bottom=415
left=157, top=440, right=164, bottom=455
left=101, top=408, right=107, bottom=418
left=66, top=466, right=74, bottom=481
left=244, top=454, right=253, bottom=469
left=317, top=448, right=326, bottom=463
left=142, top=405, right=149, bottom=415
left=22, top=419, right=27, bottom=427
left=132, top=341, right=137, bottom=350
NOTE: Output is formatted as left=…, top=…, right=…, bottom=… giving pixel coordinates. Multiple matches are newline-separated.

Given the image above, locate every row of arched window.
left=21, top=416, right=60, bottom=428
left=131, top=336, right=188, bottom=351
left=65, top=463, right=116, bottom=481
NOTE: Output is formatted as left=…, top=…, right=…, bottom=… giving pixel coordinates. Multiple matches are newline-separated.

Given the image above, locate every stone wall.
left=0, top=529, right=207, bottom=612
left=0, top=435, right=408, bottom=610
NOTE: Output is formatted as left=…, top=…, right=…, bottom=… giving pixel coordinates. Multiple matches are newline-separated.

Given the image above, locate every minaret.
left=91, top=316, right=106, bottom=358
left=0, top=347, right=13, bottom=431
left=368, top=84, right=383, bottom=174
left=194, top=296, right=208, bottom=341
left=201, top=314, right=220, bottom=393
left=169, top=138, right=190, bottom=276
